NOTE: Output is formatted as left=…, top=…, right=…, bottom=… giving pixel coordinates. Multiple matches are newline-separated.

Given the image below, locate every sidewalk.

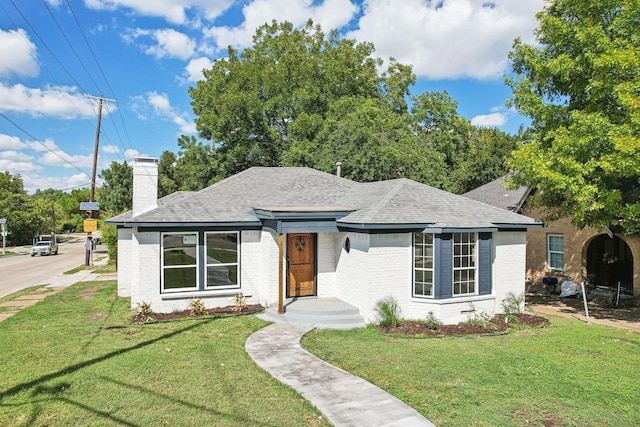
left=0, top=256, right=116, bottom=322
left=245, top=323, right=435, bottom=427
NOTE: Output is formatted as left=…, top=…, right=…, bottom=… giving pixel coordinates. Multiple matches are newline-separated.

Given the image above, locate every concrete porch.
left=258, top=297, right=367, bottom=329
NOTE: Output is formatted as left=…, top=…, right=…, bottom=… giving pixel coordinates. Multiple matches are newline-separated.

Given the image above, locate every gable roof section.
left=463, top=175, right=530, bottom=213
left=340, top=178, right=537, bottom=230
left=107, top=167, right=540, bottom=231
left=106, top=190, right=196, bottom=224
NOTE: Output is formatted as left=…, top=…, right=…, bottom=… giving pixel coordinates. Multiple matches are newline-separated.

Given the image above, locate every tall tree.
left=99, top=161, right=133, bottom=215
left=452, top=127, right=521, bottom=194
left=284, top=96, right=449, bottom=187
left=506, top=0, right=640, bottom=231
left=0, top=172, right=49, bottom=245
left=190, top=20, right=394, bottom=178
left=173, top=135, right=218, bottom=191
left=158, top=150, right=177, bottom=198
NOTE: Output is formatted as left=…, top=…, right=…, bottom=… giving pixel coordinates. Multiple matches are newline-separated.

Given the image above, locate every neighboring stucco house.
left=107, top=158, right=542, bottom=325
left=464, top=176, right=639, bottom=297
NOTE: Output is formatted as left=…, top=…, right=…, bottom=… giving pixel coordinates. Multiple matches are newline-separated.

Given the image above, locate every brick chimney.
left=132, top=157, right=158, bottom=217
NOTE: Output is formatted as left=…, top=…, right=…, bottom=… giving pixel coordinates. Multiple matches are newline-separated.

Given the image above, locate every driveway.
left=527, top=294, right=640, bottom=333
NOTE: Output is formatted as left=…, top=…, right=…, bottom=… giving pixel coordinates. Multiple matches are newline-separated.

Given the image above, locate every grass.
left=63, top=265, right=92, bottom=275
left=0, top=286, right=48, bottom=305
left=302, top=320, right=640, bottom=426
left=0, top=281, right=329, bottom=426
left=93, top=264, right=116, bottom=274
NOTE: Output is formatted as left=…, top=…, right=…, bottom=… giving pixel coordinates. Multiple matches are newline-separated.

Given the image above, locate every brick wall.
left=317, top=232, right=338, bottom=298
left=524, top=206, right=640, bottom=296
left=335, top=232, right=371, bottom=319
left=116, top=228, right=132, bottom=297
left=238, top=230, right=262, bottom=305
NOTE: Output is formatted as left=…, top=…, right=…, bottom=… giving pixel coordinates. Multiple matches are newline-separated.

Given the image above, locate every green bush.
left=501, top=292, right=525, bottom=314
left=101, top=224, right=118, bottom=265
left=374, top=295, right=402, bottom=329
left=425, top=311, right=442, bottom=330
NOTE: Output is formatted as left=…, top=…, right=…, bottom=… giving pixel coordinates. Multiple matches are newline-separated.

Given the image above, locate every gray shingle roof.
left=463, top=175, right=530, bottom=213
left=107, top=167, right=540, bottom=230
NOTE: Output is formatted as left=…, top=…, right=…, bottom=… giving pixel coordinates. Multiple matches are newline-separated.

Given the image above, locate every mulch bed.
left=378, top=313, right=549, bottom=336
left=132, top=304, right=264, bottom=323
left=131, top=304, right=550, bottom=336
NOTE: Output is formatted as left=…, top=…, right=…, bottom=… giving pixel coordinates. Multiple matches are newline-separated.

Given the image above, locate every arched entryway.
left=586, top=235, right=633, bottom=292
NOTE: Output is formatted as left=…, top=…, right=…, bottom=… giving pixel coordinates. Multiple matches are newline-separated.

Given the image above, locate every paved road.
left=0, top=239, right=105, bottom=298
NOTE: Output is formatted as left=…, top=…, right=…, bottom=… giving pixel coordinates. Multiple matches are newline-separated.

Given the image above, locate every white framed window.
left=162, top=232, right=198, bottom=292
left=205, top=232, right=240, bottom=289
left=453, top=232, right=477, bottom=296
left=547, top=234, right=564, bottom=271
left=414, top=233, right=434, bottom=297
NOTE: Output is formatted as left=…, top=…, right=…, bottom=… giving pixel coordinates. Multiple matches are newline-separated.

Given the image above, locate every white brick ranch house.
left=107, top=158, right=541, bottom=325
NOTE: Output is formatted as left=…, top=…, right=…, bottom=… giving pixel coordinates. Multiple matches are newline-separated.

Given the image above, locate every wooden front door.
left=287, top=233, right=315, bottom=298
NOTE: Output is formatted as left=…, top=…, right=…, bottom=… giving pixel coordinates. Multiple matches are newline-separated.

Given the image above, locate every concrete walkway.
left=246, top=323, right=435, bottom=427
left=0, top=258, right=116, bottom=322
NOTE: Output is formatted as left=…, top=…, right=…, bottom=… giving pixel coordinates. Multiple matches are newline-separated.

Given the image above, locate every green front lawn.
left=302, top=321, right=640, bottom=426
left=0, top=282, right=328, bottom=426
left=3, top=280, right=638, bottom=426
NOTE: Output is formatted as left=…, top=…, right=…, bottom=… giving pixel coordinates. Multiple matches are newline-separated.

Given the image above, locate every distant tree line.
left=0, top=172, right=92, bottom=246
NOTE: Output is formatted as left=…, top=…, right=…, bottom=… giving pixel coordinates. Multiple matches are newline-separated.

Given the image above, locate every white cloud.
left=0, top=29, right=39, bottom=78
left=348, top=0, right=544, bottom=80
left=85, top=0, right=234, bottom=25
left=0, top=150, right=33, bottom=162
left=101, top=145, right=120, bottom=154
left=0, top=83, right=95, bottom=119
left=124, top=148, right=141, bottom=159
left=0, top=148, right=41, bottom=176
left=471, top=112, right=507, bottom=127
left=204, top=0, right=358, bottom=50
left=21, top=172, right=92, bottom=194
left=134, top=91, right=196, bottom=134
left=0, top=158, right=42, bottom=174
left=0, top=134, right=26, bottom=150
left=25, top=138, right=94, bottom=169
left=125, top=28, right=197, bottom=60
left=173, top=116, right=197, bottom=134
left=183, top=57, right=213, bottom=83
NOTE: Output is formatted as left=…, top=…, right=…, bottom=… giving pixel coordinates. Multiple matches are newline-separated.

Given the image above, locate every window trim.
left=204, top=231, right=240, bottom=290
left=413, top=233, right=435, bottom=298
left=161, top=231, right=199, bottom=293
left=452, top=232, right=478, bottom=297
left=547, top=234, right=564, bottom=271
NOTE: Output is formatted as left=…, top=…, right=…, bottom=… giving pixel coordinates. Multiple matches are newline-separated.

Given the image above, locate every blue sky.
left=0, top=0, right=544, bottom=193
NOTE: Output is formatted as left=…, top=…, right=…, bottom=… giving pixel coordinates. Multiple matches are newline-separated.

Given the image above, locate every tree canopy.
left=189, top=19, right=517, bottom=191
left=506, top=0, right=640, bottom=231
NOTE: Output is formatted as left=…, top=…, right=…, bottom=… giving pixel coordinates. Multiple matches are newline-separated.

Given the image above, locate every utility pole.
left=84, top=94, right=116, bottom=265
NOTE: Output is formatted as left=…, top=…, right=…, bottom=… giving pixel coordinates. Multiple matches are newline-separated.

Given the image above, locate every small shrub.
left=425, top=311, right=442, bottom=330
left=135, top=301, right=155, bottom=323
left=232, top=293, right=248, bottom=312
left=501, top=292, right=525, bottom=315
left=464, top=302, right=493, bottom=327
left=374, top=295, right=402, bottom=329
left=188, top=298, right=207, bottom=317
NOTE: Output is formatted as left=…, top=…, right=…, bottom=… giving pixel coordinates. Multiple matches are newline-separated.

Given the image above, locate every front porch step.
left=258, top=298, right=367, bottom=330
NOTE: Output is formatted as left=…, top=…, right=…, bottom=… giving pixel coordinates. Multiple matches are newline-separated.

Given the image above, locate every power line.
left=9, top=0, right=89, bottom=95
left=65, top=0, right=137, bottom=153
left=0, top=112, right=91, bottom=179
left=42, top=0, right=102, bottom=94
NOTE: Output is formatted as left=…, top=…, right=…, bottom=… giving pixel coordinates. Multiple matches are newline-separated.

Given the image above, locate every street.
left=0, top=238, right=104, bottom=298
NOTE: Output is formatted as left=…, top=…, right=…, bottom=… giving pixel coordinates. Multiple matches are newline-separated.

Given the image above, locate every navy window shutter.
left=478, top=232, right=492, bottom=295
left=435, top=233, right=452, bottom=299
